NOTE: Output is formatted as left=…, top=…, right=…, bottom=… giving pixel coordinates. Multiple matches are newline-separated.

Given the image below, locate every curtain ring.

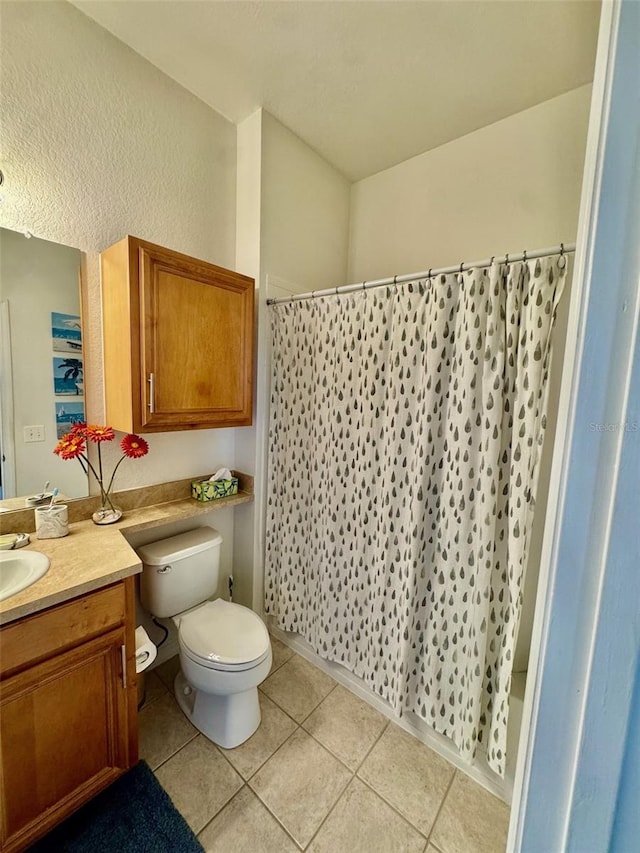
left=459, top=261, right=464, bottom=274
left=505, top=253, right=510, bottom=265
left=362, top=280, right=366, bottom=291
left=558, top=243, right=566, bottom=269
left=523, top=249, right=527, bottom=263
left=428, top=268, right=432, bottom=280
left=393, top=275, right=397, bottom=284
left=311, top=290, right=316, bottom=299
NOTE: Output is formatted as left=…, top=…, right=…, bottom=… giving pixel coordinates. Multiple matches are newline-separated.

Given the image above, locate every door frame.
left=509, top=1, right=640, bottom=849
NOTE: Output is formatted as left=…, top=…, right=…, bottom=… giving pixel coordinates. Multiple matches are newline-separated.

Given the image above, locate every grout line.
left=150, top=729, right=200, bottom=772
left=260, top=690, right=305, bottom=730
left=260, top=661, right=338, bottom=726
left=425, top=769, right=457, bottom=850
left=191, top=775, right=244, bottom=838
left=195, top=782, right=248, bottom=841
left=352, top=716, right=390, bottom=772
left=271, top=631, right=511, bottom=803
left=211, top=737, right=256, bottom=782
left=266, top=647, right=294, bottom=677
left=298, top=682, right=338, bottom=726
left=355, top=774, right=428, bottom=843
left=245, top=726, right=301, bottom=788
left=300, top=723, right=355, bottom=777
left=221, top=720, right=301, bottom=783
left=245, top=760, right=310, bottom=851
left=300, top=710, right=389, bottom=778
left=302, top=768, right=355, bottom=850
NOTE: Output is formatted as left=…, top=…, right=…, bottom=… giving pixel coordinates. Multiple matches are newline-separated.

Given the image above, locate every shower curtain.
left=265, top=257, right=566, bottom=777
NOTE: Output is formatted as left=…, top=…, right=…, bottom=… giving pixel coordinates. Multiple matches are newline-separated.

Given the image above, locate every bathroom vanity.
left=0, top=477, right=253, bottom=852
left=0, top=579, right=138, bottom=853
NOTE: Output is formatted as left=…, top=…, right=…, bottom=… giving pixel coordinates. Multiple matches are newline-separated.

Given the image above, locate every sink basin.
left=0, top=550, right=50, bottom=601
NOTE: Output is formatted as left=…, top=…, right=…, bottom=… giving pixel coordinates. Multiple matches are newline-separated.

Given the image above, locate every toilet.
left=138, top=526, right=272, bottom=748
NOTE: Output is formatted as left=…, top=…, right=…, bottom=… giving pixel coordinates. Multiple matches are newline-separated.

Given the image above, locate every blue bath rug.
left=28, top=760, right=203, bottom=852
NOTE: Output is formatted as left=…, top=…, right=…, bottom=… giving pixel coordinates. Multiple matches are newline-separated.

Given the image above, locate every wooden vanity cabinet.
left=0, top=579, right=138, bottom=852
left=101, top=236, right=255, bottom=433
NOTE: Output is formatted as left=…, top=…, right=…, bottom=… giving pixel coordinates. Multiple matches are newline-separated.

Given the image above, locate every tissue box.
left=191, top=476, right=239, bottom=502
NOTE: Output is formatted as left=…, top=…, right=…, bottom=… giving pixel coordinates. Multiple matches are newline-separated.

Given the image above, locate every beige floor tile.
left=153, top=654, right=181, bottom=691
left=303, top=683, right=388, bottom=770
left=249, top=728, right=352, bottom=848
left=219, top=693, right=298, bottom=779
left=260, top=654, right=336, bottom=722
left=154, top=735, right=243, bottom=833
left=358, top=724, right=455, bottom=836
left=139, top=670, right=167, bottom=707
left=430, top=772, right=510, bottom=853
left=308, top=777, right=426, bottom=853
left=269, top=634, right=295, bottom=673
left=198, top=786, right=299, bottom=853
left=138, top=691, right=197, bottom=769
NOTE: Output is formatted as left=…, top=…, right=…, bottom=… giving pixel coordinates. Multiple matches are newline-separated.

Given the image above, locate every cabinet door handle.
left=148, top=373, right=155, bottom=413
left=121, top=644, right=127, bottom=689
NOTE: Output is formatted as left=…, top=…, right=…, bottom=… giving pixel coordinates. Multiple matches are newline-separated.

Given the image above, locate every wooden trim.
left=0, top=583, right=126, bottom=678
left=123, top=576, right=138, bottom=766
left=101, top=237, right=135, bottom=433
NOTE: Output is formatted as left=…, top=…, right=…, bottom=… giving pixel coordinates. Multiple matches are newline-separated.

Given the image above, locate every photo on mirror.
left=51, top=311, right=82, bottom=353
left=53, top=356, right=84, bottom=396
left=55, top=401, right=85, bottom=439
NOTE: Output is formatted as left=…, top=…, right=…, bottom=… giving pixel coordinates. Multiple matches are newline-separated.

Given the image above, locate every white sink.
left=0, top=550, right=50, bottom=601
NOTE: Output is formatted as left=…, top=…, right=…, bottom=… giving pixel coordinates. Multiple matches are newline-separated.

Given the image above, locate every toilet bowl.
left=174, top=598, right=272, bottom=747
left=137, top=527, right=272, bottom=748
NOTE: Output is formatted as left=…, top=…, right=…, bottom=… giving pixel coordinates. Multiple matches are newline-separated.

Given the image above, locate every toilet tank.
left=138, top=526, right=223, bottom=618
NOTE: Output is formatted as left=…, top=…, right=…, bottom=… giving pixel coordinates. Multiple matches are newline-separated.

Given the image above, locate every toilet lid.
left=179, top=599, right=270, bottom=666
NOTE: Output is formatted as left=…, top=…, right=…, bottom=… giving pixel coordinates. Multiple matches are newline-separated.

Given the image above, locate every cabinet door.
left=0, top=628, right=131, bottom=852
left=139, top=241, right=254, bottom=431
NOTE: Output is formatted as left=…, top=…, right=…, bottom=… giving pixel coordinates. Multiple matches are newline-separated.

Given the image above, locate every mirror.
left=0, top=228, right=89, bottom=509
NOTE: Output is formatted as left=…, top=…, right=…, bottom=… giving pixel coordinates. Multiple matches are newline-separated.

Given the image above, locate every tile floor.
left=140, top=637, right=510, bottom=853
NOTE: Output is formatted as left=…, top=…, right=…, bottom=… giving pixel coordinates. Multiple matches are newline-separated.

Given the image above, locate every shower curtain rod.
left=266, top=242, right=576, bottom=305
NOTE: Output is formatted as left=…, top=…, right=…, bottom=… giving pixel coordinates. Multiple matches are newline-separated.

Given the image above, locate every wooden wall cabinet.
left=101, top=236, right=255, bottom=433
left=0, top=580, right=138, bottom=852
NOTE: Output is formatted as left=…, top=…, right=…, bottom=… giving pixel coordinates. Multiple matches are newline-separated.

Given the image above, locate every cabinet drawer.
left=0, top=583, right=126, bottom=678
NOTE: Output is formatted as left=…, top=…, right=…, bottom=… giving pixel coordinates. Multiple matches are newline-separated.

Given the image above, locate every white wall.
left=348, top=85, right=592, bottom=282
left=233, top=110, right=263, bottom=609
left=261, top=111, right=351, bottom=293
left=1, top=0, right=238, bottom=492
left=347, top=85, right=592, bottom=672
left=233, top=109, right=351, bottom=609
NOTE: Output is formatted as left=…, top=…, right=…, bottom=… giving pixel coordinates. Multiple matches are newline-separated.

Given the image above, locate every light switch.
left=24, top=425, right=45, bottom=443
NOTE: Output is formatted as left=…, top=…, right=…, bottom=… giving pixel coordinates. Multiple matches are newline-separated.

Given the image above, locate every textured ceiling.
left=72, top=1, right=600, bottom=181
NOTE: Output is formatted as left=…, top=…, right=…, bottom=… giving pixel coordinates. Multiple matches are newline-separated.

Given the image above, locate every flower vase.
left=92, top=494, right=123, bottom=525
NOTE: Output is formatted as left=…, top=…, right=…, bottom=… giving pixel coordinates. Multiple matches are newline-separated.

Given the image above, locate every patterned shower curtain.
left=265, top=257, right=566, bottom=777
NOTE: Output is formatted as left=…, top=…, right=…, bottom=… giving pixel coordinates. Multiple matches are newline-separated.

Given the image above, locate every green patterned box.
left=191, top=477, right=239, bottom=502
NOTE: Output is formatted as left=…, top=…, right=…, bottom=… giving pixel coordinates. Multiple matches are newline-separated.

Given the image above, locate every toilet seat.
left=178, top=599, right=270, bottom=671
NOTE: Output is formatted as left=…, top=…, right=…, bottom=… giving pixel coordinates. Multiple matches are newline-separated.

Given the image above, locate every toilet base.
left=174, top=670, right=262, bottom=749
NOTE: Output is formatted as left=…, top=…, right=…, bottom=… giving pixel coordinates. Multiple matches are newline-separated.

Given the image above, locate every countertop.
left=0, top=490, right=252, bottom=626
